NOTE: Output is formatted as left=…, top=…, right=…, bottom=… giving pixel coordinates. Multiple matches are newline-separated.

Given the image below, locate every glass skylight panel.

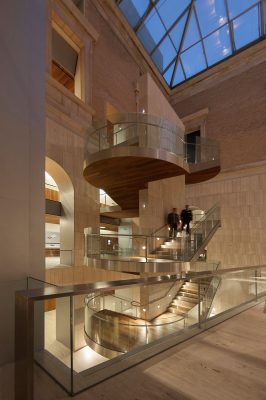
left=172, top=62, right=185, bottom=85
left=227, top=0, right=259, bottom=19
left=137, top=10, right=166, bottom=53
left=156, top=0, right=191, bottom=29
left=163, top=62, right=175, bottom=85
left=182, top=10, right=200, bottom=51
left=119, top=0, right=149, bottom=28
left=181, top=42, right=207, bottom=78
left=233, top=6, right=260, bottom=50
left=204, top=24, right=232, bottom=65
left=195, top=0, right=228, bottom=36
left=169, top=12, right=188, bottom=51
left=117, top=0, right=265, bottom=88
left=152, top=36, right=177, bottom=72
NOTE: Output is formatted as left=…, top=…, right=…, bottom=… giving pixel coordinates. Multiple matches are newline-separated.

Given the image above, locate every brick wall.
left=172, top=61, right=266, bottom=268
left=173, top=61, right=266, bottom=170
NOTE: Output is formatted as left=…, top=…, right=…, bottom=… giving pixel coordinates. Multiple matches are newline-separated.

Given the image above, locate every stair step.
left=176, top=295, right=198, bottom=304
left=168, top=307, right=187, bottom=316
left=179, top=290, right=200, bottom=298
left=189, top=280, right=212, bottom=285
left=171, top=303, right=194, bottom=311
left=171, top=303, right=192, bottom=311
left=185, top=282, right=209, bottom=289
left=181, top=287, right=206, bottom=295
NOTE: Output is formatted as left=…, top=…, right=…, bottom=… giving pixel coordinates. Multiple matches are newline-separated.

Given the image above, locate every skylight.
left=117, top=0, right=265, bottom=88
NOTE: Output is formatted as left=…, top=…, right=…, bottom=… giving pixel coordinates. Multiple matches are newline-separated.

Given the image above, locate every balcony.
left=83, top=113, right=220, bottom=213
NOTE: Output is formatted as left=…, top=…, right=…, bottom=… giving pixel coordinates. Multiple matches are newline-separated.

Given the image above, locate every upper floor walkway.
left=84, top=113, right=220, bottom=213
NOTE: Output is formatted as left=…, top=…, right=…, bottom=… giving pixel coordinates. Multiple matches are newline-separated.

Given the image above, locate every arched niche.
left=45, top=157, right=74, bottom=266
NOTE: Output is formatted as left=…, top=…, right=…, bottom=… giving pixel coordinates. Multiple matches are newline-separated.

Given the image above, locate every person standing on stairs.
left=181, top=205, right=193, bottom=235
left=167, top=208, right=179, bottom=239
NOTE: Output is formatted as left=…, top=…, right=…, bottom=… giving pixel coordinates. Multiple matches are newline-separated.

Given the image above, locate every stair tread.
left=168, top=307, right=187, bottom=316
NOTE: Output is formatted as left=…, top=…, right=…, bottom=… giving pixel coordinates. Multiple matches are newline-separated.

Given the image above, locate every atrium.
left=0, top=1, right=265, bottom=399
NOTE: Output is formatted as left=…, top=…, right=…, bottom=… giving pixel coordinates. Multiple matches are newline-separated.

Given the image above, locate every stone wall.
left=0, top=0, right=45, bottom=363
left=185, top=164, right=266, bottom=268
left=172, top=59, right=266, bottom=268
left=173, top=60, right=266, bottom=171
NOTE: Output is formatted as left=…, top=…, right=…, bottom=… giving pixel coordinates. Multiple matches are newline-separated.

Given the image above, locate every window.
left=51, top=29, right=79, bottom=95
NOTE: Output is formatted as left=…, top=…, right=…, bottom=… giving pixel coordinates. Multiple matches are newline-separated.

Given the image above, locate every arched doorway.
left=45, top=157, right=74, bottom=268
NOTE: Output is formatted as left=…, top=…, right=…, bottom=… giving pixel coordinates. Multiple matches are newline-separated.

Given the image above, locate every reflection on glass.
left=204, top=24, right=232, bottom=66
left=182, top=10, right=200, bottom=51
left=137, top=9, right=166, bottom=53
left=152, top=36, right=177, bottom=72
left=195, top=0, right=228, bottom=37
left=156, top=0, right=190, bottom=29
left=233, top=7, right=260, bottom=50
left=181, top=42, right=207, bottom=78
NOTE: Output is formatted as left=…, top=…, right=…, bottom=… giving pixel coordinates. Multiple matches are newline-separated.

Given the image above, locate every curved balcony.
left=84, top=113, right=220, bottom=211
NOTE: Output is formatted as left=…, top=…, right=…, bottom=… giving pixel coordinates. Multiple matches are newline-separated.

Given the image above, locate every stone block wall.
left=185, top=164, right=266, bottom=267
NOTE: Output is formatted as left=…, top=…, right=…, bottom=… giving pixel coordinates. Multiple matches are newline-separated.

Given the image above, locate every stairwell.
left=168, top=278, right=212, bottom=317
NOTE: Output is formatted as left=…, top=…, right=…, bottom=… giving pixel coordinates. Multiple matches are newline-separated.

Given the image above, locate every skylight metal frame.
left=117, top=0, right=266, bottom=88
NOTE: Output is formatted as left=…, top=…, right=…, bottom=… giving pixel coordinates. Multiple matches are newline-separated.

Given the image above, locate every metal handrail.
left=88, top=113, right=219, bottom=162
left=16, top=264, right=266, bottom=399
left=86, top=280, right=179, bottom=313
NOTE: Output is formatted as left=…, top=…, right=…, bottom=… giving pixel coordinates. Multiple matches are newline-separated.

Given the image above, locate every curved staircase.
left=84, top=113, right=220, bottom=215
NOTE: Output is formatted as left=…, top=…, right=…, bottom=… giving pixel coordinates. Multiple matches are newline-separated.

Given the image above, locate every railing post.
left=145, top=236, right=148, bottom=262
left=70, top=295, right=74, bottom=395
left=198, top=281, right=201, bottom=328
left=255, top=269, right=258, bottom=301
left=15, top=294, right=34, bottom=400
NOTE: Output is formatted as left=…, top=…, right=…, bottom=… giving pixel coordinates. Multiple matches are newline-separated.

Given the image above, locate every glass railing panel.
left=86, top=113, right=219, bottom=165
left=34, top=295, right=72, bottom=394
left=195, top=266, right=266, bottom=326
left=86, top=206, right=220, bottom=263
left=16, top=265, right=266, bottom=396
left=86, top=233, right=150, bottom=260
left=257, top=267, right=266, bottom=295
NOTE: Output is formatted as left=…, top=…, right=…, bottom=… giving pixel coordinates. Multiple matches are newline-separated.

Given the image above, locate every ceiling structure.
left=116, top=0, right=266, bottom=88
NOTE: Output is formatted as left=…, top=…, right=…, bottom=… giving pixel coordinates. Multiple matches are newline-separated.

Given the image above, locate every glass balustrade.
left=85, top=205, right=220, bottom=263
left=86, top=113, right=219, bottom=166
left=15, top=265, right=266, bottom=397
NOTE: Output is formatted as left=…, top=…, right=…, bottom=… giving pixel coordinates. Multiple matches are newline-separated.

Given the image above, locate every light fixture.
left=142, top=308, right=146, bottom=312
left=100, top=226, right=106, bottom=229
left=142, top=108, right=145, bottom=113
left=142, top=246, right=146, bottom=250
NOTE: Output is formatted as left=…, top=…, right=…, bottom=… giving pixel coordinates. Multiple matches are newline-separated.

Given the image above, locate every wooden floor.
left=1, top=302, right=265, bottom=399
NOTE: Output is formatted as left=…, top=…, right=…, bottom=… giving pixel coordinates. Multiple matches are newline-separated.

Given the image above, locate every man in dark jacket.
left=181, top=205, right=193, bottom=234
left=167, top=208, right=179, bottom=239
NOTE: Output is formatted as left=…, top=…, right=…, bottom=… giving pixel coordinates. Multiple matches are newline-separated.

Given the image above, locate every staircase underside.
left=84, top=146, right=220, bottom=212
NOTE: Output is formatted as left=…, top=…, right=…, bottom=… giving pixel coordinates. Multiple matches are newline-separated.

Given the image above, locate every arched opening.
left=45, top=157, right=74, bottom=268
